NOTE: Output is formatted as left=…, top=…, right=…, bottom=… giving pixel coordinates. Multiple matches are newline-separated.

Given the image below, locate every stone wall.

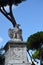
left=6, top=63, right=31, bottom=65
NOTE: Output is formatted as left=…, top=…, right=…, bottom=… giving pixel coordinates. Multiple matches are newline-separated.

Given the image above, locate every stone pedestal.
left=4, top=40, right=31, bottom=65
left=4, top=25, right=31, bottom=65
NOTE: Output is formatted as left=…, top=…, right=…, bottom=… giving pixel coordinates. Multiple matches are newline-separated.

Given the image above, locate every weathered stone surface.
left=4, top=25, right=31, bottom=65
left=6, top=63, right=31, bottom=65
left=8, top=24, right=23, bottom=41
left=4, top=41, right=31, bottom=65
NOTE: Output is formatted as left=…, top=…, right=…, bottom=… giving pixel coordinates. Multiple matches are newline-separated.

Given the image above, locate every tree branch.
left=0, top=6, right=17, bottom=27
left=0, top=8, right=13, bottom=25
left=9, top=5, right=17, bottom=27
left=27, top=50, right=38, bottom=63
left=2, top=7, right=10, bottom=15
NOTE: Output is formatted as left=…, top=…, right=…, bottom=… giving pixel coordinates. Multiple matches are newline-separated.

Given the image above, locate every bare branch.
left=2, top=7, right=10, bottom=15
left=9, top=5, right=17, bottom=27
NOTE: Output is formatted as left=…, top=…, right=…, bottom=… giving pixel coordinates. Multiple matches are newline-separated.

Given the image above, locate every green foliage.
left=27, top=31, right=43, bottom=50
left=32, top=50, right=40, bottom=59
left=27, top=31, right=43, bottom=60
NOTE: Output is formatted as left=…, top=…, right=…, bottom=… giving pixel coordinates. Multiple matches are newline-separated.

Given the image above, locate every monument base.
left=4, top=40, right=31, bottom=65
left=6, top=63, right=31, bottom=65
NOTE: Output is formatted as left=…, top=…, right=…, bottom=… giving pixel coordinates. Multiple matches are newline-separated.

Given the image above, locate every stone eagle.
left=8, top=24, right=23, bottom=40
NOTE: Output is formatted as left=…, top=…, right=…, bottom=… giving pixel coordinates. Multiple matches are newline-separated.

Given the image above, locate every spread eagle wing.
left=8, top=28, right=13, bottom=38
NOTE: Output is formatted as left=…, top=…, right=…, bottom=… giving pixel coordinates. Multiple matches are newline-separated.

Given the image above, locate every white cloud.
left=0, top=37, right=3, bottom=43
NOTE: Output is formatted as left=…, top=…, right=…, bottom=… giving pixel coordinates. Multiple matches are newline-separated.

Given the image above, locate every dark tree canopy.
left=27, top=31, right=43, bottom=50
left=0, top=0, right=25, bottom=7
left=27, top=31, right=43, bottom=62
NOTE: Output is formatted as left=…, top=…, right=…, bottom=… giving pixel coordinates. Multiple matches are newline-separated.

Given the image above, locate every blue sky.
left=0, top=0, right=43, bottom=47
left=0, top=0, right=43, bottom=64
